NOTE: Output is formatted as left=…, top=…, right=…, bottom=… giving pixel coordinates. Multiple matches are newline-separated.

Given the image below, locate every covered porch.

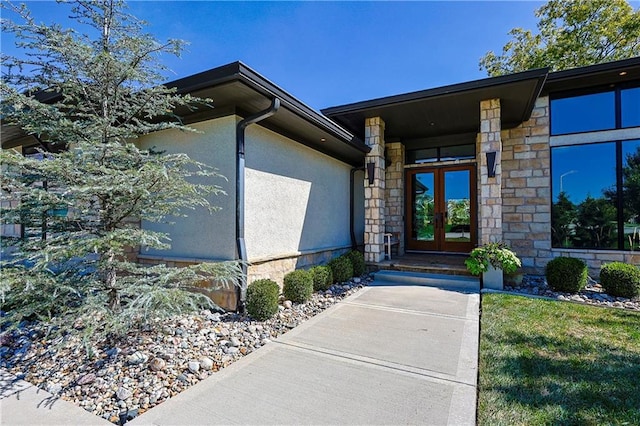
left=323, top=68, right=548, bottom=267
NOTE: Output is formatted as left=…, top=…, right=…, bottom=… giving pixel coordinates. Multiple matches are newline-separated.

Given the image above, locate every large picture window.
left=551, top=91, right=615, bottom=135
left=551, top=140, right=640, bottom=250
left=551, top=83, right=640, bottom=251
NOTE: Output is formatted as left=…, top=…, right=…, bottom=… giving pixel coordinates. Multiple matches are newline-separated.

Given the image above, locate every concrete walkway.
left=131, top=278, right=480, bottom=425
left=0, top=369, right=112, bottom=425
left=1, top=277, right=480, bottom=425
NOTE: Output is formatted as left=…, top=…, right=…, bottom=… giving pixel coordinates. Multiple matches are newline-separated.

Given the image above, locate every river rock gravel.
left=1, top=275, right=372, bottom=424
left=504, top=275, right=640, bottom=311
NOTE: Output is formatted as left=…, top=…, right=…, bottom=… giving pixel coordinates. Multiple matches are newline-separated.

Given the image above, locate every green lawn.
left=478, top=294, right=640, bottom=426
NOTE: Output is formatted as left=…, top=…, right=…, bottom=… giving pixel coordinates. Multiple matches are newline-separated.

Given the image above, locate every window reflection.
left=551, top=91, right=615, bottom=135
left=621, top=87, right=640, bottom=128
left=551, top=143, right=618, bottom=249
left=622, top=140, right=640, bottom=250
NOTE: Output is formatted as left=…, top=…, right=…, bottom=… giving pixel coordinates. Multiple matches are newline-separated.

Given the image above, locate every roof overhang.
left=167, top=62, right=368, bottom=166
left=2, top=62, right=369, bottom=166
left=543, top=57, right=640, bottom=95
left=322, top=68, right=549, bottom=141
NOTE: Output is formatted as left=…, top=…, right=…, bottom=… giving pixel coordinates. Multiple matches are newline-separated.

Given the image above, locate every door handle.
left=435, top=212, right=443, bottom=229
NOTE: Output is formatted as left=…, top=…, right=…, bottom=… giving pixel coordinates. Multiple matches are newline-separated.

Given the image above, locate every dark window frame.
left=550, top=139, right=640, bottom=251
left=550, top=82, right=640, bottom=137
left=406, top=143, right=476, bottom=165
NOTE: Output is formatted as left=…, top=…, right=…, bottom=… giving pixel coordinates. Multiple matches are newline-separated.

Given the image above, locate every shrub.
left=283, top=270, right=313, bottom=303
left=328, top=255, right=353, bottom=284
left=465, top=242, right=521, bottom=275
left=310, top=266, right=333, bottom=292
left=246, top=279, right=280, bottom=321
left=347, top=250, right=366, bottom=276
left=600, top=262, right=640, bottom=298
left=545, top=257, right=588, bottom=293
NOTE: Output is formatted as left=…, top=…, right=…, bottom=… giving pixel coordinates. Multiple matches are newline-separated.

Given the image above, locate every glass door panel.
left=411, top=172, right=436, bottom=244
left=444, top=170, right=471, bottom=243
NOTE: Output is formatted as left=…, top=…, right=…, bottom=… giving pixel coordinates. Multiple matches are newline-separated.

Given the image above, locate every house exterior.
left=324, top=57, right=640, bottom=276
left=2, top=58, right=639, bottom=310
left=1, top=62, right=368, bottom=310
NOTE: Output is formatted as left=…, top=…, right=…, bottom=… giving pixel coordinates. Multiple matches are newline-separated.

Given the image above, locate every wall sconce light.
left=366, top=161, right=375, bottom=185
left=486, top=151, right=497, bottom=178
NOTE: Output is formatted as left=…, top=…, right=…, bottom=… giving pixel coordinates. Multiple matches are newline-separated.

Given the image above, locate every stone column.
left=385, top=142, right=405, bottom=255
left=478, top=99, right=503, bottom=245
left=364, top=117, right=386, bottom=263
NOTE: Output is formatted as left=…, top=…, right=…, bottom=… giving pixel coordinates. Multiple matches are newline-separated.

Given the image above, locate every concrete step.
left=373, top=270, right=480, bottom=292
left=383, top=263, right=473, bottom=277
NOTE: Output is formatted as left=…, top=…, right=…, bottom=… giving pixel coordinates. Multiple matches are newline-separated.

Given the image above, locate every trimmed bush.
left=310, top=266, right=333, bottom=292
left=600, top=262, right=640, bottom=298
left=283, top=270, right=313, bottom=303
left=347, top=250, right=366, bottom=276
left=246, top=279, right=279, bottom=321
left=545, top=257, right=588, bottom=293
left=328, top=255, right=353, bottom=284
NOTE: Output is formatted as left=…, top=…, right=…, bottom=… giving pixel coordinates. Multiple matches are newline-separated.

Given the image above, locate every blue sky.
left=2, top=1, right=559, bottom=110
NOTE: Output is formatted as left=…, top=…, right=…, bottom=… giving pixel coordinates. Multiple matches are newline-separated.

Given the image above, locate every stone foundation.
left=138, top=246, right=352, bottom=311
left=137, top=255, right=238, bottom=311
left=550, top=250, right=640, bottom=279
left=247, top=246, right=351, bottom=288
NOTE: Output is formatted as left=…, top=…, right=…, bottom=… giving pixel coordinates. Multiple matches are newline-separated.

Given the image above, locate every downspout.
left=350, top=166, right=364, bottom=249
left=235, top=98, right=280, bottom=312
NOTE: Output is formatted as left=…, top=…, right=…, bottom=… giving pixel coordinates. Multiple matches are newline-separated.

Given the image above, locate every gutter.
left=235, top=98, right=280, bottom=312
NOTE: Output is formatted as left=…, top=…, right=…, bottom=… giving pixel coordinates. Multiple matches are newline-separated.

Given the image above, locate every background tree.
left=551, top=191, right=577, bottom=247
left=480, top=0, right=640, bottom=76
left=573, top=196, right=618, bottom=249
left=0, top=0, right=241, bottom=351
left=620, top=146, right=640, bottom=226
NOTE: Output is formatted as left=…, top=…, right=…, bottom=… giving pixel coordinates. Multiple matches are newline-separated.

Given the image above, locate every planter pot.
left=482, top=265, right=503, bottom=290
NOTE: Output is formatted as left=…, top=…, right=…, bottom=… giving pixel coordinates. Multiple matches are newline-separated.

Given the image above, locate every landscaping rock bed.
left=1, top=276, right=372, bottom=424
left=505, top=275, right=640, bottom=311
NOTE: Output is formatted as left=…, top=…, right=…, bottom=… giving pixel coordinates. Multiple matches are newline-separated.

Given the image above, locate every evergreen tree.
left=0, top=0, right=241, bottom=349
left=480, top=0, right=640, bottom=76
left=551, top=191, right=577, bottom=248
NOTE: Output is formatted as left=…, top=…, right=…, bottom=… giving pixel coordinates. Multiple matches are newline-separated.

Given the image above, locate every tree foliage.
left=480, top=0, right=640, bottom=76
left=0, top=0, right=242, bottom=351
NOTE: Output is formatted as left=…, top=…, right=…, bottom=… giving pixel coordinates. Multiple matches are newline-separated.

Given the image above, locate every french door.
left=405, top=165, right=476, bottom=253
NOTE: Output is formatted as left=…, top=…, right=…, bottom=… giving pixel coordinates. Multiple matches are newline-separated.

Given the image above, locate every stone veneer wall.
left=477, top=99, right=503, bottom=245
left=247, top=246, right=351, bottom=287
left=364, top=117, right=386, bottom=263
left=501, top=96, right=640, bottom=276
left=501, top=96, right=552, bottom=273
left=384, top=142, right=405, bottom=255
left=138, top=246, right=351, bottom=311
left=138, top=254, right=239, bottom=311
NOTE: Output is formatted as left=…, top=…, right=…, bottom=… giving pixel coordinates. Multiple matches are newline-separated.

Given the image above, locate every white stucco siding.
left=136, top=116, right=236, bottom=260
left=244, top=125, right=353, bottom=261
left=353, top=169, right=365, bottom=245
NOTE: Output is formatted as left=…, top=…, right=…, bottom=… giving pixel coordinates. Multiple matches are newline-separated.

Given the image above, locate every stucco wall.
left=244, top=125, right=354, bottom=262
left=353, top=169, right=365, bottom=247
left=136, top=116, right=237, bottom=260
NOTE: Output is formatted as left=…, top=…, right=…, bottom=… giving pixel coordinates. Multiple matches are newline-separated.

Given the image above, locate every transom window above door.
left=406, top=144, right=475, bottom=164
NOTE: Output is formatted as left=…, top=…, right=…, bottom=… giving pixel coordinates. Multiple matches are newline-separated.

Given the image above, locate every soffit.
left=169, top=62, right=369, bottom=167
left=543, top=57, right=640, bottom=95
left=322, top=68, right=549, bottom=141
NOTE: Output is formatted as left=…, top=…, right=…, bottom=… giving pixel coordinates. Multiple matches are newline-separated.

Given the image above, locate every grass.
left=478, top=293, right=640, bottom=426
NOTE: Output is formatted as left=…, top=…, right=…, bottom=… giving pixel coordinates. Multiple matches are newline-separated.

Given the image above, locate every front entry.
left=405, top=165, right=476, bottom=253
